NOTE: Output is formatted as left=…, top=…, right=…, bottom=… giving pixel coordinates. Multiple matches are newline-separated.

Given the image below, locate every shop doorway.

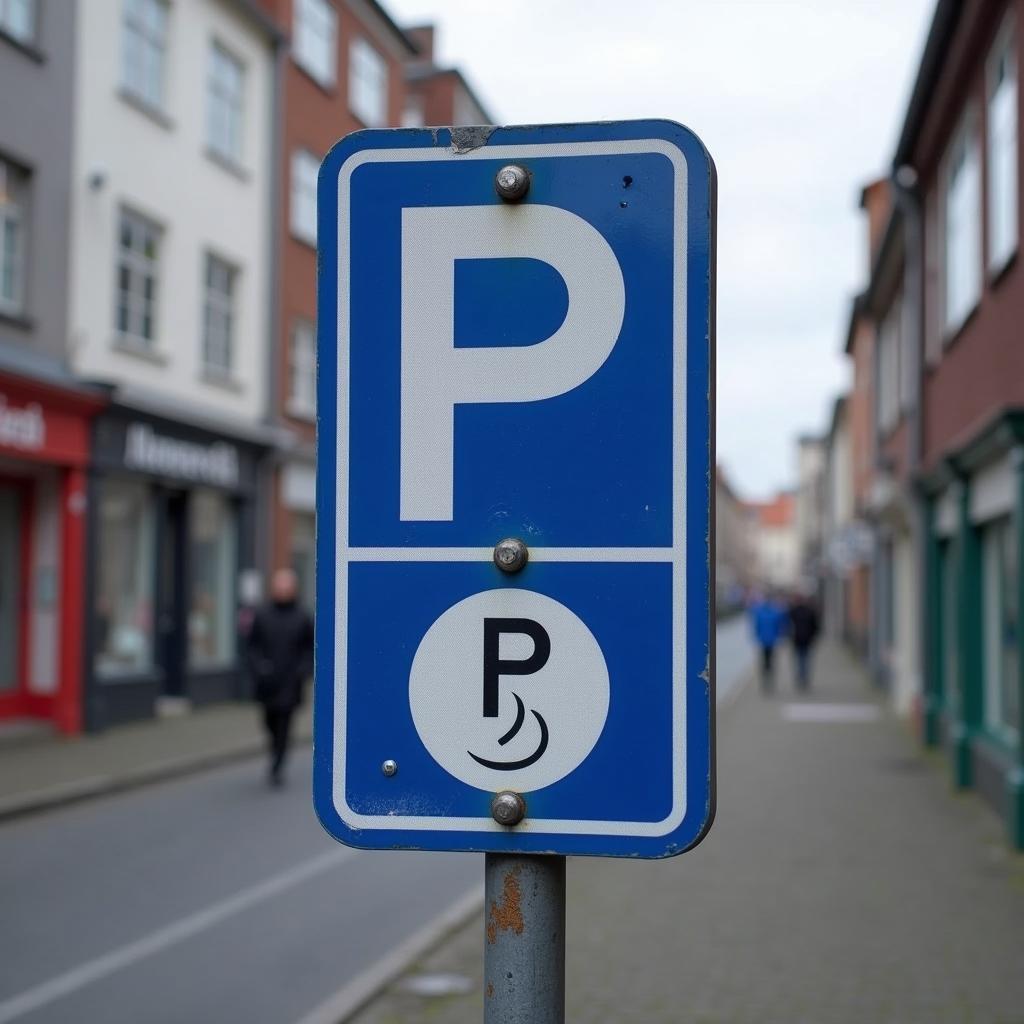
left=0, top=478, right=30, bottom=717
left=156, top=490, right=188, bottom=699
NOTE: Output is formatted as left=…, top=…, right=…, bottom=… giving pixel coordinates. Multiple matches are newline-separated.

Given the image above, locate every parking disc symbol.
left=409, top=589, right=610, bottom=794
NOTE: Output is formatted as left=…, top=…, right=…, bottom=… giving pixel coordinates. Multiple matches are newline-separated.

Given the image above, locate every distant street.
left=0, top=618, right=753, bottom=1024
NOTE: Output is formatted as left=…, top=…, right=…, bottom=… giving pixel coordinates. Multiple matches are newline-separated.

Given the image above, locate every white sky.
left=385, top=0, right=935, bottom=499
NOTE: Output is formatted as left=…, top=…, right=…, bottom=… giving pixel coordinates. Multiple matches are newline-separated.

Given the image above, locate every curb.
left=0, top=731, right=312, bottom=824
left=293, top=885, right=485, bottom=1024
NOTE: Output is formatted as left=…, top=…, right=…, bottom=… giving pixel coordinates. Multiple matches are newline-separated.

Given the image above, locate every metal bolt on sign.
left=494, top=164, right=530, bottom=202
left=493, top=537, right=529, bottom=573
left=490, top=791, right=527, bottom=827
left=380, top=759, right=398, bottom=777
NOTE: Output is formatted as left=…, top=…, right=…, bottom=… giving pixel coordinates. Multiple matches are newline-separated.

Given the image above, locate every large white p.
left=400, top=205, right=625, bottom=521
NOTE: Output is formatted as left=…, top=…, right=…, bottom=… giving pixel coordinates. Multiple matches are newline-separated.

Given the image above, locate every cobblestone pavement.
left=349, top=641, right=1024, bottom=1024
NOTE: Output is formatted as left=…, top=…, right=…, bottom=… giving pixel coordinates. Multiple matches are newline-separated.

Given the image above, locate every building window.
left=95, top=480, right=156, bottom=678
left=290, top=149, right=319, bottom=246
left=116, top=208, right=161, bottom=349
left=349, top=37, right=387, bottom=127
left=121, top=0, right=169, bottom=111
left=0, top=0, right=35, bottom=44
left=876, top=292, right=902, bottom=434
left=293, top=0, right=336, bottom=87
left=402, top=97, right=424, bottom=128
left=202, top=253, right=236, bottom=377
left=188, top=490, right=237, bottom=669
left=983, top=516, right=1019, bottom=740
left=207, top=42, right=245, bottom=165
left=939, top=539, right=958, bottom=712
left=288, top=319, right=317, bottom=418
left=988, top=15, right=1018, bottom=274
left=942, top=113, right=981, bottom=335
left=0, top=160, right=26, bottom=315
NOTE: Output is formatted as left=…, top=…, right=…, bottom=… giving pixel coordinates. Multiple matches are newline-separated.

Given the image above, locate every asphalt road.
left=0, top=619, right=753, bottom=1024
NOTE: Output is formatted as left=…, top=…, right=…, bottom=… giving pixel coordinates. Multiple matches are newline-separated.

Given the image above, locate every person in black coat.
left=788, top=594, right=820, bottom=692
left=246, top=568, right=314, bottom=786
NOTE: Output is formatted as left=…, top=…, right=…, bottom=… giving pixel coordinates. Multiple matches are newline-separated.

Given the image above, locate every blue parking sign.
left=314, top=120, right=716, bottom=858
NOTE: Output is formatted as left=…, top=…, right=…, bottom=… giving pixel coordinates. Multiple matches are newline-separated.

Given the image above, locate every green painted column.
left=1008, top=448, right=1024, bottom=848
left=922, top=495, right=942, bottom=747
left=952, top=478, right=982, bottom=789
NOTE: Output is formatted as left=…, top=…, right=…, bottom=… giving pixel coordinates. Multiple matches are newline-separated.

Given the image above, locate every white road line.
left=0, top=847, right=357, bottom=1024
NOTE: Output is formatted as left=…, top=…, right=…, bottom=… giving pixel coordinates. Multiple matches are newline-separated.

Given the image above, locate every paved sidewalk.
left=349, top=641, right=1024, bottom=1024
left=0, top=702, right=311, bottom=821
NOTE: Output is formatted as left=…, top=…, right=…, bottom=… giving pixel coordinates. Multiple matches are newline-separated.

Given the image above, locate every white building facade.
left=67, top=0, right=280, bottom=728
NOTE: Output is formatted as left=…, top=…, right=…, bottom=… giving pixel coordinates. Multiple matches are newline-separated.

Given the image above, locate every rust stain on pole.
left=485, top=866, right=525, bottom=944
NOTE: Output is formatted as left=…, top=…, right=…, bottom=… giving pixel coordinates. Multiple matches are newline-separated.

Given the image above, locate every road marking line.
left=782, top=703, right=881, bottom=723
left=0, top=847, right=357, bottom=1024
left=293, top=884, right=485, bottom=1024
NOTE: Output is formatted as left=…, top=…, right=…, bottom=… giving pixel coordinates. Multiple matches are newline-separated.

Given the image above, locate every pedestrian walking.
left=246, top=568, right=314, bottom=787
left=749, top=591, right=788, bottom=693
left=788, top=593, right=820, bottom=692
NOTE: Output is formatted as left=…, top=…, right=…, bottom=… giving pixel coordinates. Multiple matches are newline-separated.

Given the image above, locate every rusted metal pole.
left=483, top=853, right=565, bottom=1024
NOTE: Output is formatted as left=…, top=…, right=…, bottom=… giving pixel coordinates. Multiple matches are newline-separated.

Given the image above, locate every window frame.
left=206, top=39, right=246, bottom=167
left=115, top=207, right=162, bottom=351
left=288, top=318, right=317, bottom=420
left=0, top=159, right=26, bottom=316
left=986, top=11, right=1018, bottom=276
left=982, top=515, right=1020, bottom=743
left=940, top=107, right=983, bottom=340
left=290, top=148, right=320, bottom=247
left=293, top=0, right=337, bottom=88
left=348, top=36, right=388, bottom=128
left=201, top=251, right=237, bottom=379
left=121, top=0, right=170, bottom=113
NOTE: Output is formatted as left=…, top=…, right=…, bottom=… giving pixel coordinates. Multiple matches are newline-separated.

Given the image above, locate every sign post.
left=315, top=120, right=716, bottom=1019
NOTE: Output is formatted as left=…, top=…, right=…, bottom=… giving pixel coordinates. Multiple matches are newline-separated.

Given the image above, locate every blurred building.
left=745, top=491, right=798, bottom=591
left=402, top=24, right=493, bottom=129
left=0, top=3, right=109, bottom=735
left=715, top=465, right=753, bottom=614
left=794, top=434, right=826, bottom=589
left=821, top=0, right=1024, bottom=846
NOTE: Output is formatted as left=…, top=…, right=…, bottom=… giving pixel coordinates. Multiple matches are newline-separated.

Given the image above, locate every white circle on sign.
left=409, top=588, right=610, bottom=793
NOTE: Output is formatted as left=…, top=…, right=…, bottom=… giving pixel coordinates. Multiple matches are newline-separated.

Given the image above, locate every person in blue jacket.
left=749, top=591, right=788, bottom=693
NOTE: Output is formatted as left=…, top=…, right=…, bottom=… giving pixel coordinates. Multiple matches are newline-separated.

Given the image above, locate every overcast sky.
left=385, top=0, right=935, bottom=499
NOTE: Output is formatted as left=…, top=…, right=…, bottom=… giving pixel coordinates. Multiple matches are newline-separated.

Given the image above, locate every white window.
left=290, top=149, right=319, bottom=245
left=988, top=15, right=1018, bottom=273
left=402, top=97, right=425, bottom=128
left=202, top=253, right=236, bottom=376
left=115, top=208, right=161, bottom=348
left=349, top=37, right=387, bottom=127
left=121, top=0, right=169, bottom=110
left=289, top=320, right=317, bottom=418
left=942, top=114, right=982, bottom=335
left=0, top=0, right=35, bottom=43
left=0, top=160, right=26, bottom=315
left=207, top=42, right=245, bottom=165
left=293, top=0, right=336, bottom=87
left=876, top=294, right=901, bottom=433
left=983, top=517, right=1019, bottom=740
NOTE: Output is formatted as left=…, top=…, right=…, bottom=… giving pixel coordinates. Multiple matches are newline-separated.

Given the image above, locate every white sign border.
left=333, top=139, right=688, bottom=838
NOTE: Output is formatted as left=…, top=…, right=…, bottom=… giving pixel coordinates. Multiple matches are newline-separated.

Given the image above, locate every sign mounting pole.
left=484, top=853, right=565, bottom=1024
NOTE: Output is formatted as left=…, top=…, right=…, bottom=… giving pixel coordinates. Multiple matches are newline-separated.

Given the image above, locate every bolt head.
left=495, top=164, right=530, bottom=202
left=381, top=759, right=398, bottom=777
left=491, top=791, right=527, bottom=827
left=493, top=537, right=528, bottom=574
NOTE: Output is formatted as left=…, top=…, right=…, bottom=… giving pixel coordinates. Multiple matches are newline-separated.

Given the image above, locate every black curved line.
left=497, top=693, right=526, bottom=746
left=468, top=710, right=549, bottom=771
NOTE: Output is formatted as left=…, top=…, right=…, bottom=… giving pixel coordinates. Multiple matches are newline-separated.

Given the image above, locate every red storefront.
left=0, top=370, right=105, bottom=734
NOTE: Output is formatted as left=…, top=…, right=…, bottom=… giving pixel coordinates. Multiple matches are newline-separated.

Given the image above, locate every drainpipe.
left=892, top=164, right=929, bottom=741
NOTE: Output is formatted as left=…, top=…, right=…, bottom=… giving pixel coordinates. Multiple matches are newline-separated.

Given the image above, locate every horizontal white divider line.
left=346, top=547, right=675, bottom=562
